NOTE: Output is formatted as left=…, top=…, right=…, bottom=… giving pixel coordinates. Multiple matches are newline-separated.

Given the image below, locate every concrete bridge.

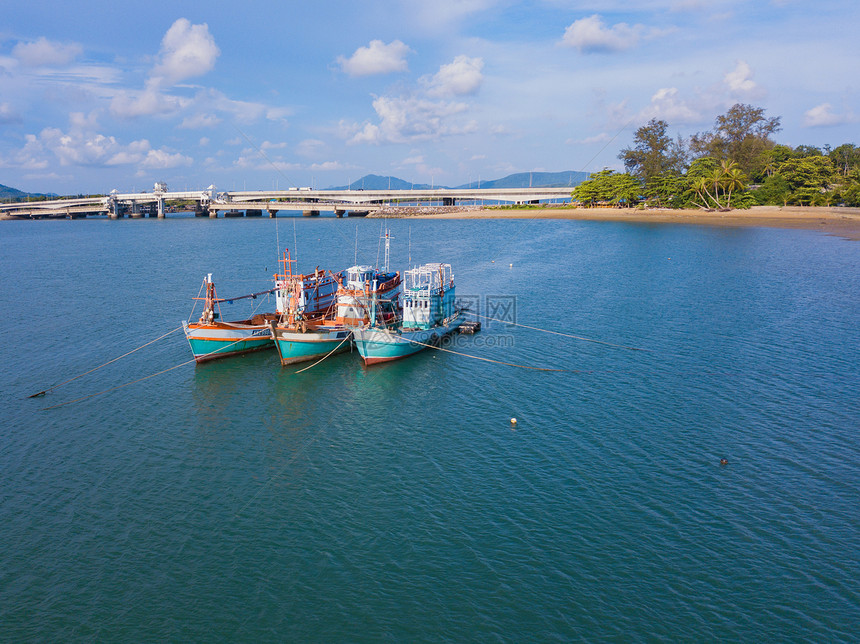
left=0, top=184, right=573, bottom=219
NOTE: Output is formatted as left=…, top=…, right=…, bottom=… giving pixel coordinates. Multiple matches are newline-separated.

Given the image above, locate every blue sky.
left=1, top=0, right=857, bottom=194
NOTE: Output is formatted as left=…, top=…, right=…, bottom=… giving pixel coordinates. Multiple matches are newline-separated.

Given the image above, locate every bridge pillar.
left=157, top=198, right=165, bottom=218
left=268, top=208, right=278, bottom=218
left=443, top=197, right=455, bottom=206
left=209, top=207, right=218, bottom=218
left=302, top=209, right=320, bottom=217
left=130, top=201, right=143, bottom=218
left=334, top=209, right=344, bottom=218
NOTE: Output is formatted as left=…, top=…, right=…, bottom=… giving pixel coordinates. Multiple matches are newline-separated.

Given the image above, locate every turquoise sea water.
left=1, top=216, right=858, bottom=641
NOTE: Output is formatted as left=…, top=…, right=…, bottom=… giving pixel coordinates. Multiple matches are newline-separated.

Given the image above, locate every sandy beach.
left=374, top=205, right=860, bottom=241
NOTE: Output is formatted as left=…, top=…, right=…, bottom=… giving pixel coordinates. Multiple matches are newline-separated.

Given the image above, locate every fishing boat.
left=182, top=252, right=340, bottom=363
left=270, top=263, right=401, bottom=366
left=353, top=262, right=462, bottom=364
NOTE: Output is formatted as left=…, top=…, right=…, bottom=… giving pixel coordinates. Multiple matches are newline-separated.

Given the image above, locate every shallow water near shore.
left=1, top=216, right=858, bottom=641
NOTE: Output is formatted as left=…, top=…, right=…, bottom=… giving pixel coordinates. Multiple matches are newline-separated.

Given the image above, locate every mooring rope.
left=404, top=336, right=565, bottom=372
left=294, top=333, right=353, bottom=374
left=41, top=334, right=256, bottom=410
left=465, top=311, right=649, bottom=352
left=28, top=326, right=184, bottom=398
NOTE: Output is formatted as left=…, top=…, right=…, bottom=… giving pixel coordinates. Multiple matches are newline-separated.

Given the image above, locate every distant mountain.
left=329, top=171, right=587, bottom=191
left=0, top=183, right=57, bottom=200
left=455, top=171, right=587, bottom=189
left=328, top=175, right=436, bottom=190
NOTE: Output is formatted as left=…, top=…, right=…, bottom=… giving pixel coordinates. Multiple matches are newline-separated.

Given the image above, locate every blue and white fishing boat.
left=352, top=262, right=462, bottom=364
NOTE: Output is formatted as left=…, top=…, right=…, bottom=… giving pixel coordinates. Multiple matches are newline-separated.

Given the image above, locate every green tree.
left=829, top=143, right=860, bottom=177
left=690, top=103, right=781, bottom=177
left=644, top=172, right=686, bottom=208
left=573, top=169, right=642, bottom=207
left=721, top=161, right=747, bottom=209
left=778, top=156, right=835, bottom=205
left=754, top=175, right=791, bottom=206
left=618, top=119, right=687, bottom=184
left=682, top=157, right=750, bottom=210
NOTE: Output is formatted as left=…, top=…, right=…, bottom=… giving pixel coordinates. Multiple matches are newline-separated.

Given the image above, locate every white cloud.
left=804, top=103, right=855, bottom=127
left=296, top=139, right=326, bottom=158
left=0, top=102, right=21, bottom=123
left=724, top=60, right=757, bottom=94
left=141, top=149, right=193, bottom=169
left=424, top=56, right=484, bottom=97
left=260, top=140, right=287, bottom=150
left=202, top=89, right=267, bottom=123
left=179, top=113, right=221, bottom=129
left=561, top=15, right=641, bottom=53
left=0, top=113, right=192, bottom=171
left=568, top=133, right=611, bottom=145
left=12, top=37, right=82, bottom=67
left=402, top=0, right=499, bottom=32
left=348, top=95, right=474, bottom=144
left=110, top=83, right=187, bottom=118
left=151, top=19, right=219, bottom=86
left=310, top=161, right=348, bottom=171
left=337, top=40, right=411, bottom=77
left=637, top=87, right=701, bottom=124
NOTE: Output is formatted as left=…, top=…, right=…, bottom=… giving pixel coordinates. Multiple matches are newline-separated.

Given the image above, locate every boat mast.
left=382, top=228, right=392, bottom=272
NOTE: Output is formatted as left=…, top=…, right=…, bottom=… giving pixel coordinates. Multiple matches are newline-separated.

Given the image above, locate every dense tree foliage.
left=618, top=119, right=687, bottom=184
left=573, top=169, right=641, bottom=207
left=571, top=103, right=859, bottom=210
left=690, top=104, right=781, bottom=179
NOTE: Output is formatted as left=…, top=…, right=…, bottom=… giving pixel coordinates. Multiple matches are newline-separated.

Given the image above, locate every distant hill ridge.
left=329, top=171, right=587, bottom=191
left=0, top=183, right=56, bottom=200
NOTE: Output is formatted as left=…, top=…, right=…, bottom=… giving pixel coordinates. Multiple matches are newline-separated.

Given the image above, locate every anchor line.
left=465, top=311, right=649, bottom=352
left=403, top=337, right=565, bottom=372
left=41, top=334, right=256, bottom=410
left=27, top=325, right=184, bottom=398
left=294, top=333, right=353, bottom=374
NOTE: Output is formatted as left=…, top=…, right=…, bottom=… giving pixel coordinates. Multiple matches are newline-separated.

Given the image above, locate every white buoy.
left=510, top=417, right=517, bottom=425
left=509, top=263, right=513, bottom=268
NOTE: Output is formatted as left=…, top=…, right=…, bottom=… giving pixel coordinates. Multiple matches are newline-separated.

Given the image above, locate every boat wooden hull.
left=270, top=323, right=352, bottom=365
left=182, top=320, right=274, bottom=362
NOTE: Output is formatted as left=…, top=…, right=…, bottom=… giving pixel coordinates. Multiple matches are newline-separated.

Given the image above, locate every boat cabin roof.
left=404, top=263, right=453, bottom=291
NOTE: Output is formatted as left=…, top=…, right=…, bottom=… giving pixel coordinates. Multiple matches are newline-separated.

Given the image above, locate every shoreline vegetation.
left=369, top=205, right=860, bottom=241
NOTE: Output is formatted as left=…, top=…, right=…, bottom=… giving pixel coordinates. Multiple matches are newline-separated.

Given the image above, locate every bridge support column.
left=209, top=207, right=218, bottom=218
left=268, top=208, right=278, bottom=218
left=302, top=209, right=320, bottom=217
left=335, top=209, right=344, bottom=218
left=157, top=198, right=165, bottom=218
left=130, top=201, right=143, bottom=218
left=443, top=197, right=455, bottom=206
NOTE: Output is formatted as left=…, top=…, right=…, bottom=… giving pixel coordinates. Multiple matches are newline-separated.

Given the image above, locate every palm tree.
left=723, top=167, right=746, bottom=208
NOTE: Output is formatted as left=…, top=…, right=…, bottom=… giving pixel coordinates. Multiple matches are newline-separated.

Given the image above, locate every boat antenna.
left=408, top=224, right=411, bottom=265
left=382, top=228, right=393, bottom=272
left=354, top=224, right=358, bottom=265
left=375, top=220, right=383, bottom=269
left=293, top=216, right=298, bottom=266
left=275, top=210, right=281, bottom=260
